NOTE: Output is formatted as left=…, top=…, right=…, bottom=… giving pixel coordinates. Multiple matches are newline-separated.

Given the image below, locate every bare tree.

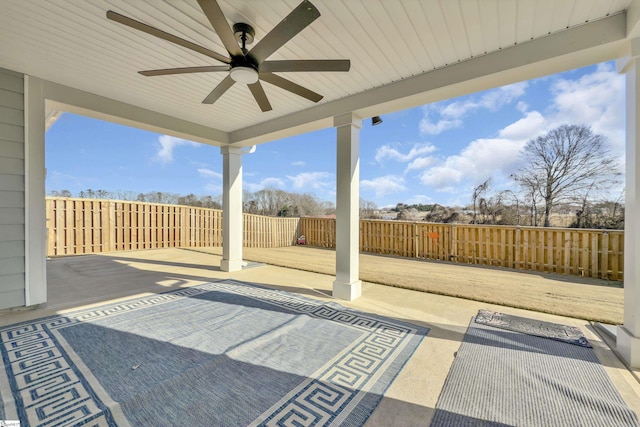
left=471, top=178, right=491, bottom=224
left=500, top=190, right=521, bottom=225
left=243, top=188, right=328, bottom=217
left=512, top=124, right=621, bottom=227
left=483, top=193, right=505, bottom=224
left=49, top=189, right=72, bottom=197
left=511, top=173, right=542, bottom=226
left=572, top=188, right=625, bottom=230
left=360, top=198, right=378, bottom=218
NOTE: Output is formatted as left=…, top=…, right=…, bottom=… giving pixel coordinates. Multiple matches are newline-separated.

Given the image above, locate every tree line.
left=48, top=189, right=223, bottom=209
left=48, top=124, right=624, bottom=229
left=47, top=188, right=336, bottom=217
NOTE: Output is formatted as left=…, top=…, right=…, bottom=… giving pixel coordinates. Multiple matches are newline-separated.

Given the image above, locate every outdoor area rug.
left=430, top=311, right=640, bottom=427
left=0, top=280, right=428, bottom=426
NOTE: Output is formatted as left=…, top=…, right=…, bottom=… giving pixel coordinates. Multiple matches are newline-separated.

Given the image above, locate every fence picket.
left=44, top=198, right=624, bottom=281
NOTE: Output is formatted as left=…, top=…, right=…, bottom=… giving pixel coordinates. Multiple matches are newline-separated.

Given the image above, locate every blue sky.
left=46, top=61, right=625, bottom=208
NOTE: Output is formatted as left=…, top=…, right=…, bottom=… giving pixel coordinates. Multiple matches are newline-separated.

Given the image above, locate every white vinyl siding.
left=0, top=67, right=25, bottom=309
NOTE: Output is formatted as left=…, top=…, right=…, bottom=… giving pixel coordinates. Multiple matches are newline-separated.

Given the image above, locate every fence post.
left=45, top=198, right=54, bottom=256
left=591, top=232, right=599, bottom=278
left=601, top=232, right=609, bottom=280
left=450, top=225, right=456, bottom=261
left=514, top=227, right=520, bottom=269
left=101, top=201, right=112, bottom=252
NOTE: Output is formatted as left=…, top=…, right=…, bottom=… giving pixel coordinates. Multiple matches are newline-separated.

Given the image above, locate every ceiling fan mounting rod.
left=233, top=22, right=255, bottom=53
left=240, top=34, right=247, bottom=51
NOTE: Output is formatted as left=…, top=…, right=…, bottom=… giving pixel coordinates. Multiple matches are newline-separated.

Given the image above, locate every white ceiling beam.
left=43, top=80, right=228, bottom=146
left=229, top=13, right=627, bottom=147
left=628, top=0, right=640, bottom=39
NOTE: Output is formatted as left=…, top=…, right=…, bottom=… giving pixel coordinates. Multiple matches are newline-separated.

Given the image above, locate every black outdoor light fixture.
left=371, top=116, right=383, bottom=126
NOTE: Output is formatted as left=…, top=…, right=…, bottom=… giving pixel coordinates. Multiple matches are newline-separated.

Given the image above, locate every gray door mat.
left=475, top=309, right=591, bottom=347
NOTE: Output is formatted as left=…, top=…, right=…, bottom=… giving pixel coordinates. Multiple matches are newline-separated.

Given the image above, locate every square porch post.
left=24, top=75, right=47, bottom=306
left=617, top=45, right=640, bottom=367
left=220, top=146, right=243, bottom=272
left=333, top=113, right=362, bottom=300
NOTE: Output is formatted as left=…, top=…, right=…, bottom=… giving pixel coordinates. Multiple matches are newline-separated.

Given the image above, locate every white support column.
left=333, top=113, right=362, bottom=300
left=220, top=146, right=244, bottom=272
left=24, top=76, right=47, bottom=306
left=617, top=47, right=640, bottom=367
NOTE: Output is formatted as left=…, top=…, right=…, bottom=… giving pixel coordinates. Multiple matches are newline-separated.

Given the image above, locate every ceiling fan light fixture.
left=230, top=66, right=259, bottom=84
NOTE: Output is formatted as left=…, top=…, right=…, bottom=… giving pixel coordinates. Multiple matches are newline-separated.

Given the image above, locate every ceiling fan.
left=106, top=0, right=350, bottom=112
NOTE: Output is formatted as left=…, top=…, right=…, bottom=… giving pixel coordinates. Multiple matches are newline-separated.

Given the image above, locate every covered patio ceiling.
left=1, top=0, right=637, bottom=146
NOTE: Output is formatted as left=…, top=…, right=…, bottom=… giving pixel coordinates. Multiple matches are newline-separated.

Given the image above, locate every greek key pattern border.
left=1, top=281, right=423, bottom=426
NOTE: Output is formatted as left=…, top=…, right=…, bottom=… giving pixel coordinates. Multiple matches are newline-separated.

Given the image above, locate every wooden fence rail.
left=45, top=198, right=299, bottom=256
left=46, top=198, right=624, bottom=281
left=299, top=218, right=624, bottom=281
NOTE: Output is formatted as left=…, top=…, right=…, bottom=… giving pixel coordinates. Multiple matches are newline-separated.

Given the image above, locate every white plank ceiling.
left=0, top=0, right=634, bottom=139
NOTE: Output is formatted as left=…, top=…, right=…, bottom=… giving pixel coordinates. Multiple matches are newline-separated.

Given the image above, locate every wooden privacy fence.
left=46, top=198, right=299, bottom=256
left=299, top=218, right=624, bottom=281
left=243, top=213, right=300, bottom=248
left=46, top=198, right=624, bottom=281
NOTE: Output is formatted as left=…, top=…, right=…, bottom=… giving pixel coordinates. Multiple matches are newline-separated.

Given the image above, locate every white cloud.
left=245, top=177, right=286, bottom=192
left=476, top=82, right=528, bottom=111
left=498, top=111, right=546, bottom=140
left=419, top=165, right=465, bottom=192
left=291, top=160, right=306, bottom=167
left=419, top=134, right=531, bottom=192
left=197, top=168, right=222, bottom=180
left=418, top=113, right=462, bottom=135
left=549, top=62, right=624, bottom=155
left=439, top=102, right=472, bottom=120
left=416, top=63, right=624, bottom=199
left=286, top=172, right=333, bottom=190
left=375, top=143, right=436, bottom=164
left=155, top=135, right=199, bottom=163
left=419, top=82, right=528, bottom=135
left=405, top=156, right=437, bottom=172
left=516, top=101, right=529, bottom=113
left=197, top=168, right=223, bottom=194
left=361, top=175, right=407, bottom=198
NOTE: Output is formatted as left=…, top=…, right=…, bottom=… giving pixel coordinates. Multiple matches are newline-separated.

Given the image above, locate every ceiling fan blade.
left=139, top=66, right=229, bottom=76
left=260, top=73, right=322, bottom=103
left=196, top=0, right=242, bottom=57
left=202, top=75, right=235, bottom=104
left=249, top=0, right=321, bottom=63
left=260, top=59, right=350, bottom=73
left=107, top=10, right=230, bottom=64
left=248, top=81, right=273, bottom=112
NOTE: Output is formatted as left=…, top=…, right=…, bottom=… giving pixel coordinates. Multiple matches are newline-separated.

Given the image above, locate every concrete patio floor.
left=1, top=247, right=639, bottom=425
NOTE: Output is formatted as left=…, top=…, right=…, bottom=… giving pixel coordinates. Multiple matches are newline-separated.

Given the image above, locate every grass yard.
left=194, top=245, right=624, bottom=324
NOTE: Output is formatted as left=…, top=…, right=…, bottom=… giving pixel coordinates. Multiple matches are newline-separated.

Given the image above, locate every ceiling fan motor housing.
left=229, top=50, right=259, bottom=84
